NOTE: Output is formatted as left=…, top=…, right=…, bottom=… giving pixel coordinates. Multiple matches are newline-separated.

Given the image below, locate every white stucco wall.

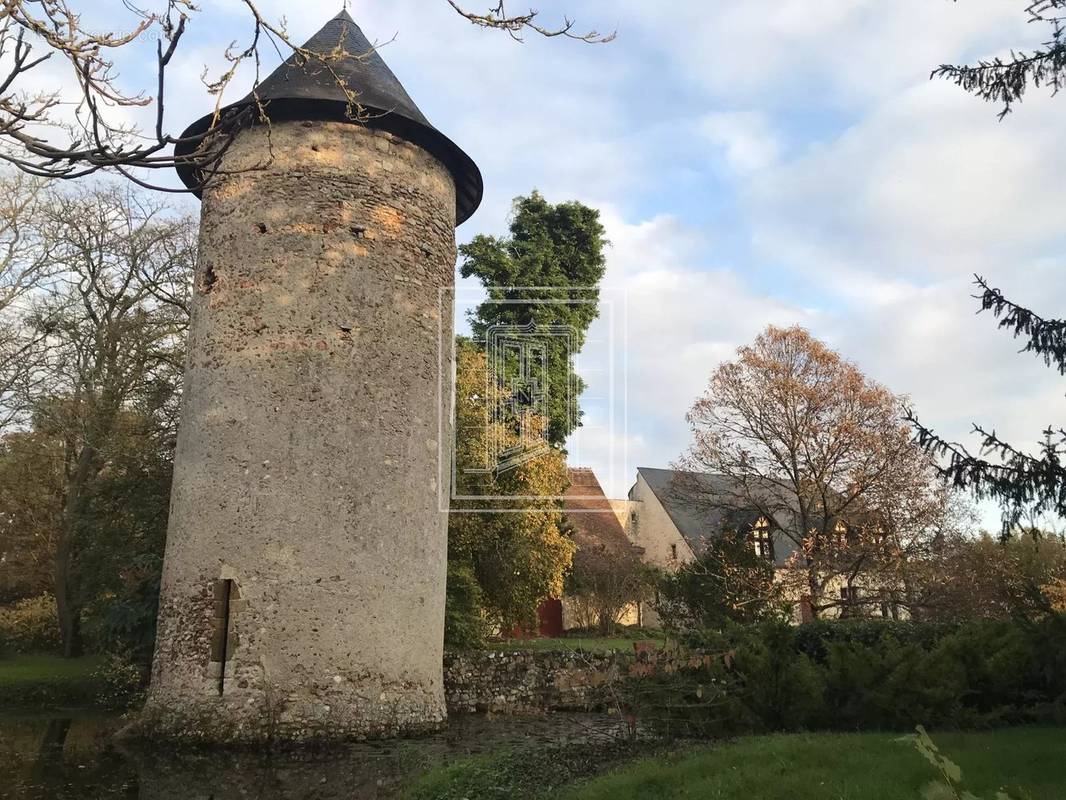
left=626, top=473, right=695, bottom=572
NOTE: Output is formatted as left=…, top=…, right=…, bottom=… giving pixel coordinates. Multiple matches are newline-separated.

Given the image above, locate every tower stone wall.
left=144, top=120, right=456, bottom=743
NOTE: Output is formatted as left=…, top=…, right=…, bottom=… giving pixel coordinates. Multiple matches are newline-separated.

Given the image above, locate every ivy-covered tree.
left=447, top=340, right=575, bottom=639
left=935, top=1, right=1066, bottom=117
left=908, top=277, right=1066, bottom=536
left=459, top=191, right=608, bottom=445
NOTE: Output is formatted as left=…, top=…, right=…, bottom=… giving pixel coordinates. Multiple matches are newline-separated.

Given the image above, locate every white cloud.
left=746, top=80, right=1066, bottom=301
left=570, top=211, right=811, bottom=497
left=699, top=111, right=781, bottom=174
left=613, top=0, right=1038, bottom=106
left=10, top=1, right=1059, bottom=526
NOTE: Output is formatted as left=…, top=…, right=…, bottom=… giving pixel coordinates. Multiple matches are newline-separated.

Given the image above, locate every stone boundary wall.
left=443, top=650, right=633, bottom=714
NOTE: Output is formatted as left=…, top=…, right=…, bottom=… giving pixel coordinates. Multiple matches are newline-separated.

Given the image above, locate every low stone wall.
left=443, top=650, right=632, bottom=715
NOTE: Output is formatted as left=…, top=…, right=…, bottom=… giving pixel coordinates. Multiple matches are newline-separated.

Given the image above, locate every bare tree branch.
left=445, top=1, right=615, bottom=43
left=0, top=2, right=610, bottom=192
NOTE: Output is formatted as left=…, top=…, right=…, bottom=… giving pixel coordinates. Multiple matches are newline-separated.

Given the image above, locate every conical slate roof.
left=175, top=10, right=483, bottom=225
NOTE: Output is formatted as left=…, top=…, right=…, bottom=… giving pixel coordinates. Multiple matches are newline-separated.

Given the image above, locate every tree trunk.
left=55, top=445, right=95, bottom=658
left=806, top=567, right=822, bottom=620
left=597, top=609, right=613, bottom=637
left=53, top=531, right=82, bottom=657
left=30, top=717, right=72, bottom=787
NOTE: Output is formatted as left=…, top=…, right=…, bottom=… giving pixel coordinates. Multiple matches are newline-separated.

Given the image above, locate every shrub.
left=657, top=531, right=788, bottom=630
left=0, top=594, right=60, bottom=654
left=566, top=545, right=657, bottom=636
left=82, top=555, right=162, bottom=667
left=792, top=618, right=956, bottom=662
left=624, top=615, right=1066, bottom=738
left=91, top=651, right=149, bottom=709
left=444, top=563, right=490, bottom=650
left=727, top=622, right=825, bottom=731
left=823, top=639, right=966, bottom=729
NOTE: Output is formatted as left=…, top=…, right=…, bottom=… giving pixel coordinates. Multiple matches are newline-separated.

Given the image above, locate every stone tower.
left=144, top=10, right=482, bottom=743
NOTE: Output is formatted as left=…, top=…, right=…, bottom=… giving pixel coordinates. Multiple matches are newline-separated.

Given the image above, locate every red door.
left=538, top=599, right=564, bottom=638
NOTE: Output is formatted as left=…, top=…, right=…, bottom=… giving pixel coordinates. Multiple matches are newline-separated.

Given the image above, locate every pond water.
left=0, top=710, right=626, bottom=799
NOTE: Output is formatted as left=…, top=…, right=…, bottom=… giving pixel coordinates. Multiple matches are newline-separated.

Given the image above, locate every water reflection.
left=1, top=711, right=624, bottom=799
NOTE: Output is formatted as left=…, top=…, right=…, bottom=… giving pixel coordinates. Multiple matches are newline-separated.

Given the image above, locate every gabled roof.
left=635, top=462, right=801, bottom=563
left=565, top=468, right=642, bottom=556
left=636, top=467, right=743, bottom=554
left=175, top=10, right=483, bottom=225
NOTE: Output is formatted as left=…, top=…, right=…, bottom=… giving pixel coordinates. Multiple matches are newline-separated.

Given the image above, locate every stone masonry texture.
left=142, top=120, right=457, bottom=744
left=443, top=650, right=633, bottom=715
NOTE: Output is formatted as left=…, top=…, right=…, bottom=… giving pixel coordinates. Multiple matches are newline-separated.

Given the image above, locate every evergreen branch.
left=975, top=275, right=1066, bottom=373
left=906, top=409, right=1066, bottom=535
left=934, top=1, right=1066, bottom=118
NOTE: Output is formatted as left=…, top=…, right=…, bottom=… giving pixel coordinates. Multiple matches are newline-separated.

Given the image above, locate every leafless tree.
left=566, top=543, right=656, bottom=635
left=20, top=184, right=196, bottom=655
left=0, top=2, right=611, bottom=192
left=0, top=171, right=62, bottom=431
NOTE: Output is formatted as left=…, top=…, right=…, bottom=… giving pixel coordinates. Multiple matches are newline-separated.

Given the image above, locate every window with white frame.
left=752, top=517, right=774, bottom=561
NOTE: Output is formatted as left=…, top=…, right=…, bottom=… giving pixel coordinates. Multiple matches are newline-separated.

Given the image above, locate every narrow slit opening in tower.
left=199, top=263, right=218, bottom=295
left=211, top=579, right=234, bottom=696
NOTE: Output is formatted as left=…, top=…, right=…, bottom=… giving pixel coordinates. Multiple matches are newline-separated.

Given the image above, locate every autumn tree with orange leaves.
left=676, top=326, right=958, bottom=619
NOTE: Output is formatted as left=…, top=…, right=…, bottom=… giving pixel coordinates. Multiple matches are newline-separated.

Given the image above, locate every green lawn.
left=0, top=654, right=101, bottom=682
left=560, top=728, right=1066, bottom=800
left=0, top=654, right=104, bottom=707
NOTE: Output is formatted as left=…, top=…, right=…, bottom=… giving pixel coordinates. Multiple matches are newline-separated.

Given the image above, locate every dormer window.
left=753, top=517, right=774, bottom=561
left=834, top=521, right=850, bottom=549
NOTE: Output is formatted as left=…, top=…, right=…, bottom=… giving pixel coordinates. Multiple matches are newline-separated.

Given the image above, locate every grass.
left=558, top=728, right=1066, bottom=800
left=486, top=629, right=668, bottom=654
left=0, top=654, right=102, bottom=682
left=0, top=653, right=105, bottom=707
left=486, top=637, right=645, bottom=653
left=404, top=739, right=657, bottom=800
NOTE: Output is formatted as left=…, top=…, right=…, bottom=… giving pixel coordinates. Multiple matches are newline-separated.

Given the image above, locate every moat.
left=1, top=710, right=626, bottom=799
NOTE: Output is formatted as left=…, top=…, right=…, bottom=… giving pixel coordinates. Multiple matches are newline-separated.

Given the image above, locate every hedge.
left=623, top=615, right=1066, bottom=738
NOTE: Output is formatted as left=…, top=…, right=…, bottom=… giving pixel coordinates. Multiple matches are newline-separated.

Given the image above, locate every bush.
left=731, top=622, right=825, bottom=730
left=657, top=531, right=789, bottom=629
left=792, top=618, right=957, bottom=662
left=624, top=615, right=1066, bottom=738
left=91, top=651, right=148, bottom=709
left=822, top=639, right=967, bottom=729
left=444, top=563, right=491, bottom=650
left=82, top=556, right=162, bottom=667
left=0, top=594, right=60, bottom=654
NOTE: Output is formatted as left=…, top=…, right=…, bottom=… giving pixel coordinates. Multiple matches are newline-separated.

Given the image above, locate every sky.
left=30, top=1, right=1066, bottom=524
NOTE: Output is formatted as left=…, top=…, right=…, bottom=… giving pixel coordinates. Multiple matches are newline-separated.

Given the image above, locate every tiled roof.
left=564, top=468, right=642, bottom=556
